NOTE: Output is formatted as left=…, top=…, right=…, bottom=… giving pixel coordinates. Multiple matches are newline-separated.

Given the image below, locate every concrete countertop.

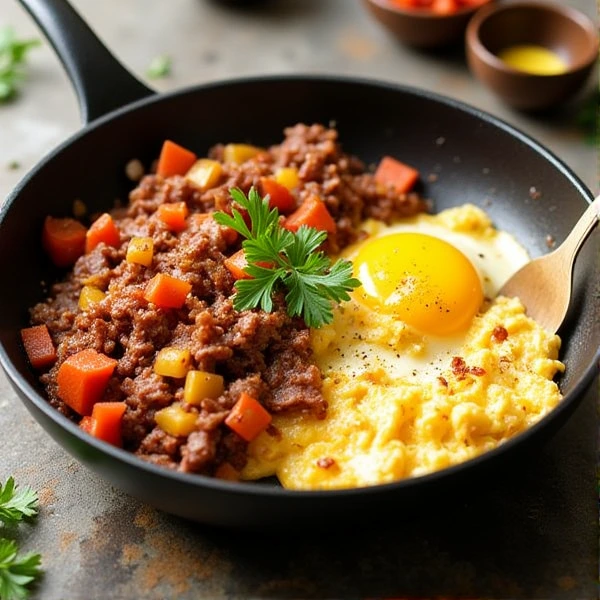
left=0, top=1, right=597, bottom=598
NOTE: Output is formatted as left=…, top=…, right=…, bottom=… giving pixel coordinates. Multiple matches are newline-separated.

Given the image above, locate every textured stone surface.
left=0, top=1, right=597, bottom=598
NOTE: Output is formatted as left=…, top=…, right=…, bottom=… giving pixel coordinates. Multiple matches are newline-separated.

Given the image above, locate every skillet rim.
left=4, top=72, right=595, bottom=209
left=1, top=72, right=598, bottom=500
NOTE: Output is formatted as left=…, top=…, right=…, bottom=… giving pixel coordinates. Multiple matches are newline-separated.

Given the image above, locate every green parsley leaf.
left=0, top=26, right=40, bottom=103
left=0, top=538, right=42, bottom=600
left=284, top=269, right=335, bottom=327
left=146, top=54, right=171, bottom=79
left=0, top=477, right=38, bottom=526
left=234, top=267, right=282, bottom=314
left=214, top=187, right=361, bottom=328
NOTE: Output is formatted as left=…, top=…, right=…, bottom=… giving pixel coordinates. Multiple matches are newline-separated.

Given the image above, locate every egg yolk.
left=353, top=232, right=484, bottom=335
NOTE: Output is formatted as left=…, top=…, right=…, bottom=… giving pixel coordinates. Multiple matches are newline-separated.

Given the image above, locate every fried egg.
left=242, top=204, right=564, bottom=489
left=314, top=203, right=530, bottom=383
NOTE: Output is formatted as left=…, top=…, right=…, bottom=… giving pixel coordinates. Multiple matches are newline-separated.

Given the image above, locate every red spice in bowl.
left=363, top=0, right=493, bottom=48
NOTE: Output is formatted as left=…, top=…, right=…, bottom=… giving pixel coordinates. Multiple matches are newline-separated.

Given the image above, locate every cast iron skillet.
left=1, top=0, right=598, bottom=530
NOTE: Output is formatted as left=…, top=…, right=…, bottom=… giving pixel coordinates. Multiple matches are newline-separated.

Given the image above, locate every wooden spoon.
left=498, top=195, right=599, bottom=333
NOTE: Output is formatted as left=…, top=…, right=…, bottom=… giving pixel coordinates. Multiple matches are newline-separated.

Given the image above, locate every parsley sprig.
left=0, top=539, right=42, bottom=600
left=214, top=187, right=360, bottom=328
left=0, top=27, right=40, bottom=102
left=0, top=478, right=38, bottom=526
left=0, top=478, right=42, bottom=600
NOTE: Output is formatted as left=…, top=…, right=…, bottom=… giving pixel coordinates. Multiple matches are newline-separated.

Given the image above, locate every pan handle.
left=18, top=0, right=155, bottom=124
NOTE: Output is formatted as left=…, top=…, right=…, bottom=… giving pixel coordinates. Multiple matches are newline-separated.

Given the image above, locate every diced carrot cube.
left=144, top=273, right=192, bottom=309
left=260, top=178, right=296, bottom=214
left=224, top=249, right=252, bottom=280
left=224, top=392, right=272, bottom=442
left=42, top=216, right=87, bottom=267
left=157, top=202, right=189, bottom=232
left=57, top=348, right=118, bottom=416
left=374, top=156, right=420, bottom=194
left=79, top=401, right=127, bottom=446
left=20, top=324, right=57, bottom=369
left=85, top=213, right=121, bottom=253
left=156, top=140, right=197, bottom=177
left=284, top=194, right=336, bottom=233
left=223, top=248, right=274, bottom=280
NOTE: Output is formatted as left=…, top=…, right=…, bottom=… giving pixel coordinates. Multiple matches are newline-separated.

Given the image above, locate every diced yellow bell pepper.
left=275, top=166, right=300, bottom=190
left=126, top=236, right=154, bottom=267
left=78, top=285, right=105, bottom=310
left=155, top=404, right=197, bottom=437
left=186, top=159, right=223, bottom=191
left=154, top=347, right=192, bottom=378
left=184, top=370, right=224, bottom=405
left=81, top=274, right=104, bottom=287
left=223, top=143, right=261, bottom=165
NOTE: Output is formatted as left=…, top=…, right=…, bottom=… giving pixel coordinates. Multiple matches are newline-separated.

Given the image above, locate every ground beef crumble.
left=29, top=123, right=428, bottom=478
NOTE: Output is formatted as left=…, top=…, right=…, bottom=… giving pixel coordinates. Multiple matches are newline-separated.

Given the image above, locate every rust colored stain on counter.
left=75, top=503, right=230, bottom=597
left=38, top=481, right=58, bottom=507
left=119, top=505, right=230, bottom=596
left=60, top=531, right=78, bottom=551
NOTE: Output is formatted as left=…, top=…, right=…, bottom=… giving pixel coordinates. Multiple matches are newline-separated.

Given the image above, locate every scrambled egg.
left=241, top=205, right=565, bottom=490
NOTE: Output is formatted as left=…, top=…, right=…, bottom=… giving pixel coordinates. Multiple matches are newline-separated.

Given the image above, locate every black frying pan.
left=1, top=0, right=598, bottom=530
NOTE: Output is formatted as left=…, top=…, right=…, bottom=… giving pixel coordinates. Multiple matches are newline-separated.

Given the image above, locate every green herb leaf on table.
left=0, top=26, right=40, bottom=103
left=214, top=187, right=361, bottom=328
left=0, top=538, right=42, bottom=600
left=146, top=54, right=171, bottom=79
left=0, top=477, right=38, bottom=526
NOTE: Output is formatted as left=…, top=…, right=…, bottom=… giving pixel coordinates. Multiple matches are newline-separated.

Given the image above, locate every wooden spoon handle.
left=556, top=195, right=599, bottom=268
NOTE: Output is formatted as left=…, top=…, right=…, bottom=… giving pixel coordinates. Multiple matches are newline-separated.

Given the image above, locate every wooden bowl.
left=362, top=0, right=494, bottom=49
left=465, top=0, right=599, bottom=110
